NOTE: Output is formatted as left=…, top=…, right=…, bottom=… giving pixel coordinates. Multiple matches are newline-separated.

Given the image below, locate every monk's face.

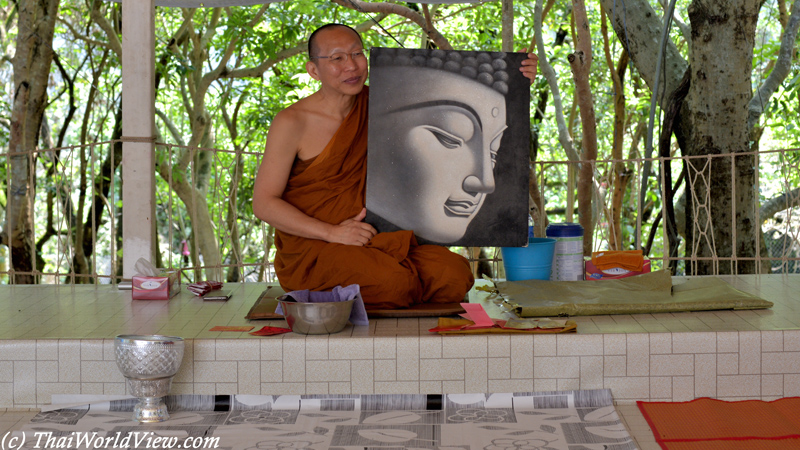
left=306, top=26, right=368, bottom=96
left=367, top=66, right=507, bottom=243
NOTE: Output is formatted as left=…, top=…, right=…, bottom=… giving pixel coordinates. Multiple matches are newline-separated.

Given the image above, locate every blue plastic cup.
left=501, top=237, right=557, bottom=281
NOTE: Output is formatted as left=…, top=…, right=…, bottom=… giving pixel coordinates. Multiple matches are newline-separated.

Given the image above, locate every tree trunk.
left=220, top=86, right=247, bottom=283
left=601, top=6, right=629, bottom=251
left=685, top=0, right=761, bottom=275
left=157, top=152, right=222, bottom=281
left=225, top=150, right=244, bottom=283
left=528, top=28, right=565, bottom=238
left=3, top=0, right=60, bottom=284
left=71, top=49, right=109, bottom=282
left=601, top=0, right=780, bottom=274
left=568, top=0, right=598, bottom=256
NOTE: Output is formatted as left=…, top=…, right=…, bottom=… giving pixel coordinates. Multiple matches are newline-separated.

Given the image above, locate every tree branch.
left=422, top=4, right=434, bottom=47
left=180, top=73, right=195, bottom=120
left=245, top=4, right=270, bottom=28
left=600, top=0, right=687, bottom=110
left=223, top=42, right=304, bottom=79
left=222, top=17, right=385, bottom=79
left=200, top=7, right=223, bottom=48
left=534, top=0, right=580, bottom=163
left=52, top=52, right=86, bottom=148
left=197, top=35, right=238, bottom=100
left=761, top=187, right=800, bottom=222
left=89, top=0, right=122, bottom=59
left=657, top=0, right=692, bottom=47
left=747, top=0, right=800, bottom=129
left=58, top=17, right=113, bottom=55
left=778, top=0, right=789, bottom=28
left=330, top=0, right=452, bottom=50
left=156, top=109, right=187, bottom=146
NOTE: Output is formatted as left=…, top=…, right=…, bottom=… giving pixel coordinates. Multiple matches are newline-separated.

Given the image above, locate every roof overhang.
left=111, top=0, right=481, bottom=6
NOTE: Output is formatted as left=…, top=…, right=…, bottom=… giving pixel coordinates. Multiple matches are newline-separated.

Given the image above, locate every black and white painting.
left=366, top=47, right=530, bottom=247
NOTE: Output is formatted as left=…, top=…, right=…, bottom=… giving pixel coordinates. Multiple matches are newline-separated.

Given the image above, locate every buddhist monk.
left=252, top=23, right=539, bottom=309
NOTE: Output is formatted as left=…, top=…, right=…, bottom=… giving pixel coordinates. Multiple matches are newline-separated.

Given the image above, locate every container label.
left=550, top=237, right=584, bottom=281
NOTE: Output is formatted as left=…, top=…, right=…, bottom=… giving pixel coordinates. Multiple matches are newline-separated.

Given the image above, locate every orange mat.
left=638, top=397, right=800, bottom=449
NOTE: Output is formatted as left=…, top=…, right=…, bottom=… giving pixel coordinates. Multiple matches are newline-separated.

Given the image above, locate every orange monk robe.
left=274, top=87, right=474, bottom=310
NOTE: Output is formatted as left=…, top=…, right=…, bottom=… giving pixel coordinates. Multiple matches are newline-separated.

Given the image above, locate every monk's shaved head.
left=308, top=23, right=363, bottom=59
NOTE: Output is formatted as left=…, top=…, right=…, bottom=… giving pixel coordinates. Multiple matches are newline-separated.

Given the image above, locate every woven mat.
left=638, top=397, right=800, bottom=449
left=18, top=390, right=634, bottom=450
left=244, top=286, right=284, bottom=319
left=498, top=270, right=773, bottom=317
left=245, top=286, right=465, bottom=319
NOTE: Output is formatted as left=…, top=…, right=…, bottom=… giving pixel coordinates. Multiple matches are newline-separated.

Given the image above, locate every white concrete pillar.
left=121, top=0, right=156, bottom=279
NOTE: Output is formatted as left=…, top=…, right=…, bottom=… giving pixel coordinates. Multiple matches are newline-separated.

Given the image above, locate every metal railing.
left=1, top=141, right=797, bottom=283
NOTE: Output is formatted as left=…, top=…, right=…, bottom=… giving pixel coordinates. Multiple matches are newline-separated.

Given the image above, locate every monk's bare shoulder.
left=269, top=103, right=307, bottom=149
left=268, top=96, right=323, bottom=157
left=255, top=100, right=317, bottom=201
left=278, top=93, right=342, bottom=161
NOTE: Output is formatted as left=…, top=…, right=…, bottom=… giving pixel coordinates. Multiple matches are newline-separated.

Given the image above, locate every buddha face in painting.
left=367, top=50, right=509, bottom=243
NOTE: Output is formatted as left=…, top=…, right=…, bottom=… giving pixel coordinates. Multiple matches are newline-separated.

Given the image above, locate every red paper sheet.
left=209, top=326, right=254, bottom=332
left=249, top=326, right=292, bottom=336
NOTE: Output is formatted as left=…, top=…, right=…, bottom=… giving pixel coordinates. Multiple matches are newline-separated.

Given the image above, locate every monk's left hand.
left=519, top=48, right=538, bottom=85
left=331, top=208, right=377, bottom=246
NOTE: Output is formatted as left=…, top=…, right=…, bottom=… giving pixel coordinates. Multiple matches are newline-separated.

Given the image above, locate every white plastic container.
left=546, top=223, right=584, bottom=281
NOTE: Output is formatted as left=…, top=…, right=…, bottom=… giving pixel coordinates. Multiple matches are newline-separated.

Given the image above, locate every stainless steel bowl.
left=279, top=299, right=355, bottom=334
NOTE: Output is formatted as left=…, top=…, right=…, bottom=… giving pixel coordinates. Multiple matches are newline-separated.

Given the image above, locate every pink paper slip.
left=460, top=303, right=495, bottom=328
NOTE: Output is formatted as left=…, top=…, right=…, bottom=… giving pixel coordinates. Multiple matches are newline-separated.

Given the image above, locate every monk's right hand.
left=329, top=208, right=377, bottom=246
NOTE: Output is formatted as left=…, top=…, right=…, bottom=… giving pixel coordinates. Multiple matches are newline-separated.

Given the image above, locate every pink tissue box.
left=132, top=270, right=180, bottom=300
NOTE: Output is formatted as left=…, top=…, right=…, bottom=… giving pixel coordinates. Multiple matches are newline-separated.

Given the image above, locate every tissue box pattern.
left=132, top=270, right=181, bottom=300
left=585, top=259, right=651, bottom=280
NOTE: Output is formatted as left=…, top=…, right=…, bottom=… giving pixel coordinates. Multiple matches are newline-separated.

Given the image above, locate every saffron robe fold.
left=274, top=87, right=474, bottom=309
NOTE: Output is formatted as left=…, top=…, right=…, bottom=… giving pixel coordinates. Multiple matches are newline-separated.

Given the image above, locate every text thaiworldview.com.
left=2, top=431, right=221, bottom=449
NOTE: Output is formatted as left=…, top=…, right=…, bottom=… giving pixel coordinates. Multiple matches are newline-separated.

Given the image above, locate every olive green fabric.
left=496, top=270, right=773, bottom=317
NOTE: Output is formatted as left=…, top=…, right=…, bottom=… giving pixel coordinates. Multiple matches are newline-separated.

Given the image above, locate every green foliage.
left=0, top=0, right=797, bottom=282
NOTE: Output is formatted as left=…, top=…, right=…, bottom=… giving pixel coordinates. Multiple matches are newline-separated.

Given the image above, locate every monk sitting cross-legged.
left=252, top=23, right=539, bottom=310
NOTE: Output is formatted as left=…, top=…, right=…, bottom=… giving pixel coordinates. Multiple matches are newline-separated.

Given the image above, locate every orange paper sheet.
left=429, top=318, right=577, bottom=334
left=591, top=250, right=644, bottom=271
left=638, top=397, right=800, bottom=450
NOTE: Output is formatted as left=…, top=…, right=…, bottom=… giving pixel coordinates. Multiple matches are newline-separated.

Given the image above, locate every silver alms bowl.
left=114, top=335, right=184, bottom=422
left=279, top=299, right=354, bottom=335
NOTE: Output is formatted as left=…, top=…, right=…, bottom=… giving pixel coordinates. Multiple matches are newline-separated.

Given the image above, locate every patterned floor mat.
left=14, top=390, right=635, bottom=450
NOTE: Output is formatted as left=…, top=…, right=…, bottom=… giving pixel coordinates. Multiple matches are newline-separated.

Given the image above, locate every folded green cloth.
left=496, top=270, right=772, bottom=317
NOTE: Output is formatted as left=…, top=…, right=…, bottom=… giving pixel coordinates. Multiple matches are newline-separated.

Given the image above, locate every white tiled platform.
left=0, top=275, right=798, bottom=413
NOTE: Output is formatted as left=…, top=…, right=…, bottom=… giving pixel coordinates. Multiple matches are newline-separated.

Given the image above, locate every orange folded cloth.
left=638, top=397, right=800, bottom=450
left=591, top=250, right=644, bottom=272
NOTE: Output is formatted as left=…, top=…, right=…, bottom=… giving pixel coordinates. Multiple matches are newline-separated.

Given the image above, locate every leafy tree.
left=0, top=0, right=797, bottom=283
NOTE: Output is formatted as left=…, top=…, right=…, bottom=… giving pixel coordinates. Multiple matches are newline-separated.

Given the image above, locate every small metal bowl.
left=279, top=299, right=355, bottom=335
